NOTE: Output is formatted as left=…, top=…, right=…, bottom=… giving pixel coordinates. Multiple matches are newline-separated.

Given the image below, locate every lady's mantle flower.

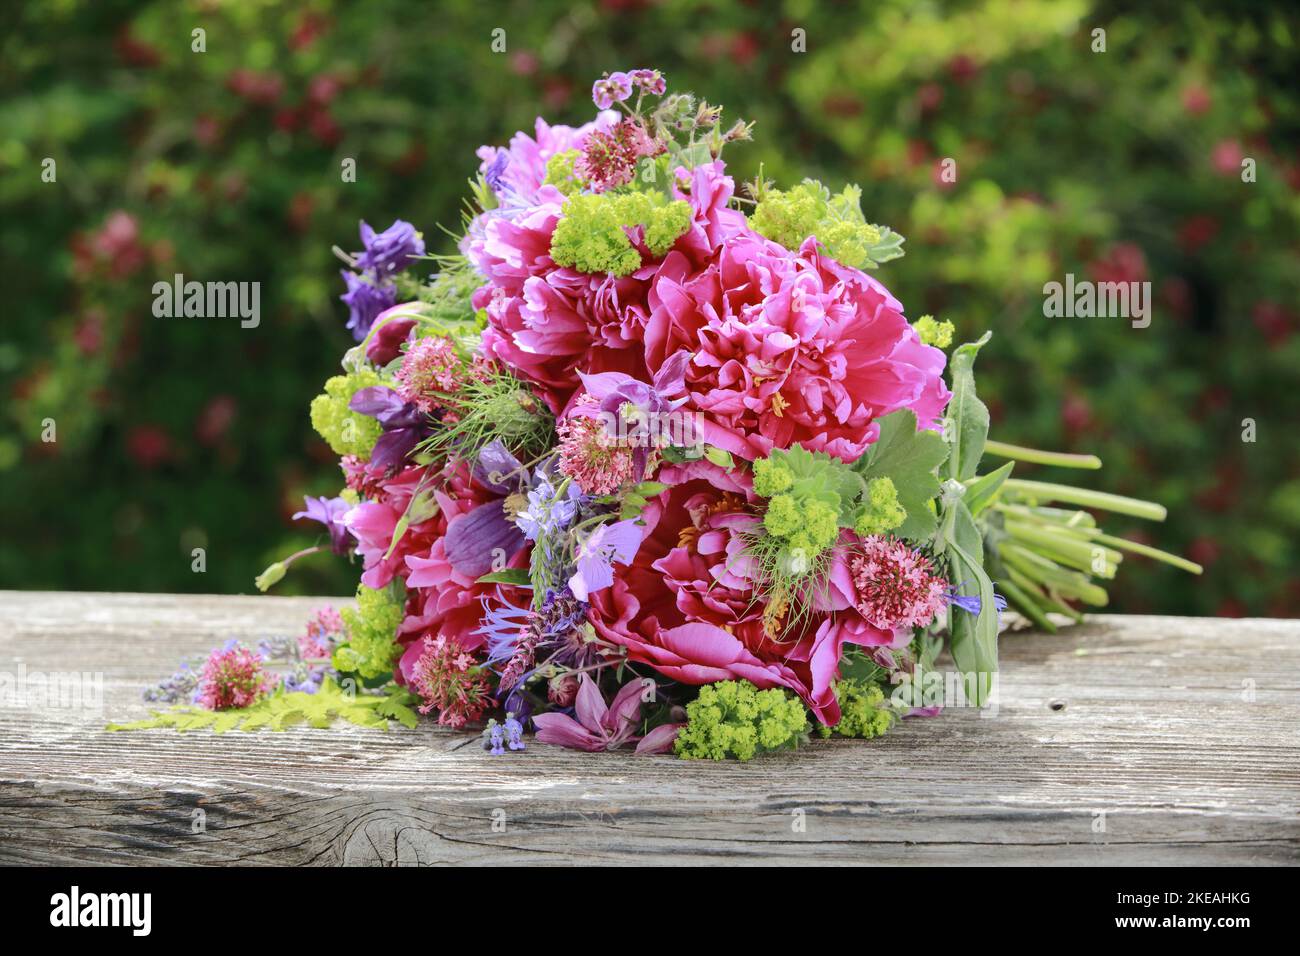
left=569, top=518, right=643, bottom=601
left=592, top=71, right=633, bottom=109
left=195, top=640, right=276, bottom=710
left=849, top=536, right=949, bottom=630
left=408, top=635, right=495, bottom=728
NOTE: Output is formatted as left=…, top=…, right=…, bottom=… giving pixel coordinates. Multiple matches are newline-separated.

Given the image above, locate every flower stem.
left=1002, top=479, right=1166, bottom=521
left=984, top=440, right=1102, bottom=470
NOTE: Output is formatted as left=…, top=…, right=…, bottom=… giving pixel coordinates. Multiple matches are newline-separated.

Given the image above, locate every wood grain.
left=1, top=591, right=1297, bottom=865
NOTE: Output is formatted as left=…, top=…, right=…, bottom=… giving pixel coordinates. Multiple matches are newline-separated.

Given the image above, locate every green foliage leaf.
left=940, top=499, right=998, bottom=702
left=107, top=679, right=420, bottom=734
left=854, top=409, right=949, bottom=541
left=476, top=568, right=532, bottom=587
left=963, top=461, right=1015, bottom=517
left=943, top=332, right=992, bottom=482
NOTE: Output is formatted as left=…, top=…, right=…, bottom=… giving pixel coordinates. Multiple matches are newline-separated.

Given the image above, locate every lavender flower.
left=504, top=712, right=526, bottom=751
left=142, top=662, right=198, bottom=704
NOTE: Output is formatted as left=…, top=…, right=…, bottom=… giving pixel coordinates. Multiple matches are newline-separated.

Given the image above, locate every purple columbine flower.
left=340, top=270, right=397, bottom=341
left=569, top=519, right=643, bottom=601
left=348, top=386, right=428, bottom=471
left=592, top=71, right=633, bottom=109
left=355, top=219, right=425, bottom=278
left=293, top=495, right=354, bottom=556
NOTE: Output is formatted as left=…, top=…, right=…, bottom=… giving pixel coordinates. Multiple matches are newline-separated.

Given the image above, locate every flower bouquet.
left=117, top=71, right=1200, bottom=759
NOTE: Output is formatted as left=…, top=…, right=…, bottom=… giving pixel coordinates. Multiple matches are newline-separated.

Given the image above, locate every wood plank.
left=1, top=591, right=1297, bottom=865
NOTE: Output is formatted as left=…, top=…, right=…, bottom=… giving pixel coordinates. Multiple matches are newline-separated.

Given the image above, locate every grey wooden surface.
left=0, top=590, right=1296, bottom=865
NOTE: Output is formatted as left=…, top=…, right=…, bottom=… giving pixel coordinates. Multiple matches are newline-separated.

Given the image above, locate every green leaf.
left=943, top=332, right=992, bottom=482
left=476, top=568, right=532, bottom=587
left=855, top=409, right=949, bottom=541
left=963, top=461, right=1014, bottom=517
left=106, top=678, right=420, bottom=734
left=703, top=446, right=734, bottom=468
left=941, top=499, right=998, bottom=704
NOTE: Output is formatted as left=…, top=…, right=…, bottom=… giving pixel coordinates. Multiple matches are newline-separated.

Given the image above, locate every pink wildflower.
left=574, top=119, right=662, bottom=192
left=408, top=635, right=495, bottom=728
left=196, top=641, right=276, bottom=710
left=300, top=608, right=344, bottom=660
left=395, top=336, right=466, bottom=413
left=849, top=537, right=949, bottom=630
left=556, top=414, right=636, bottom=494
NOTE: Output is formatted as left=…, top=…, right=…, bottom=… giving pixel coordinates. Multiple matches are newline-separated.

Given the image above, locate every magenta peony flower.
left=646, top=231, right=950, bottom=463
left=583, top=464, right=894, bottom=725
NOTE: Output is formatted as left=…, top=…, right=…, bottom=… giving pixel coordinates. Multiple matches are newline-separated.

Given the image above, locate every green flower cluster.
left=675, top=680, right=809, bottom=761
left=309, top=369, right=384, bottom=458
left=912, top=314, right=955, bottom=349
left=543, top=149, right=585, bottom=196
left=749, top=180, right=903, bottom=270
left=333, top=583, right=405, bottom=680
left=853, top=476, right=906, bottom=537
left=751, top=446, right=864, bottom=567
left=820, top=680, right=897, bottom=739
left=549, top=191, right=692, bottom=277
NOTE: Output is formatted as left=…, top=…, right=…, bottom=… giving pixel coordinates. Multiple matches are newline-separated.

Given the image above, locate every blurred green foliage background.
left=2, top=0, right=1298, bottom=616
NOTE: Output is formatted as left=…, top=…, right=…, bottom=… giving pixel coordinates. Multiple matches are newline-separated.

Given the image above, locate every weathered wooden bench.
left=1, top=591, right=1296, bottom=865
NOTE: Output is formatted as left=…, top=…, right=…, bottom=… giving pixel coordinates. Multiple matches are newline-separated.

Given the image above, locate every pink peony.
left=585, top=464, right=895, bottom=724
left=645, top=231, right=950, bottom=463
